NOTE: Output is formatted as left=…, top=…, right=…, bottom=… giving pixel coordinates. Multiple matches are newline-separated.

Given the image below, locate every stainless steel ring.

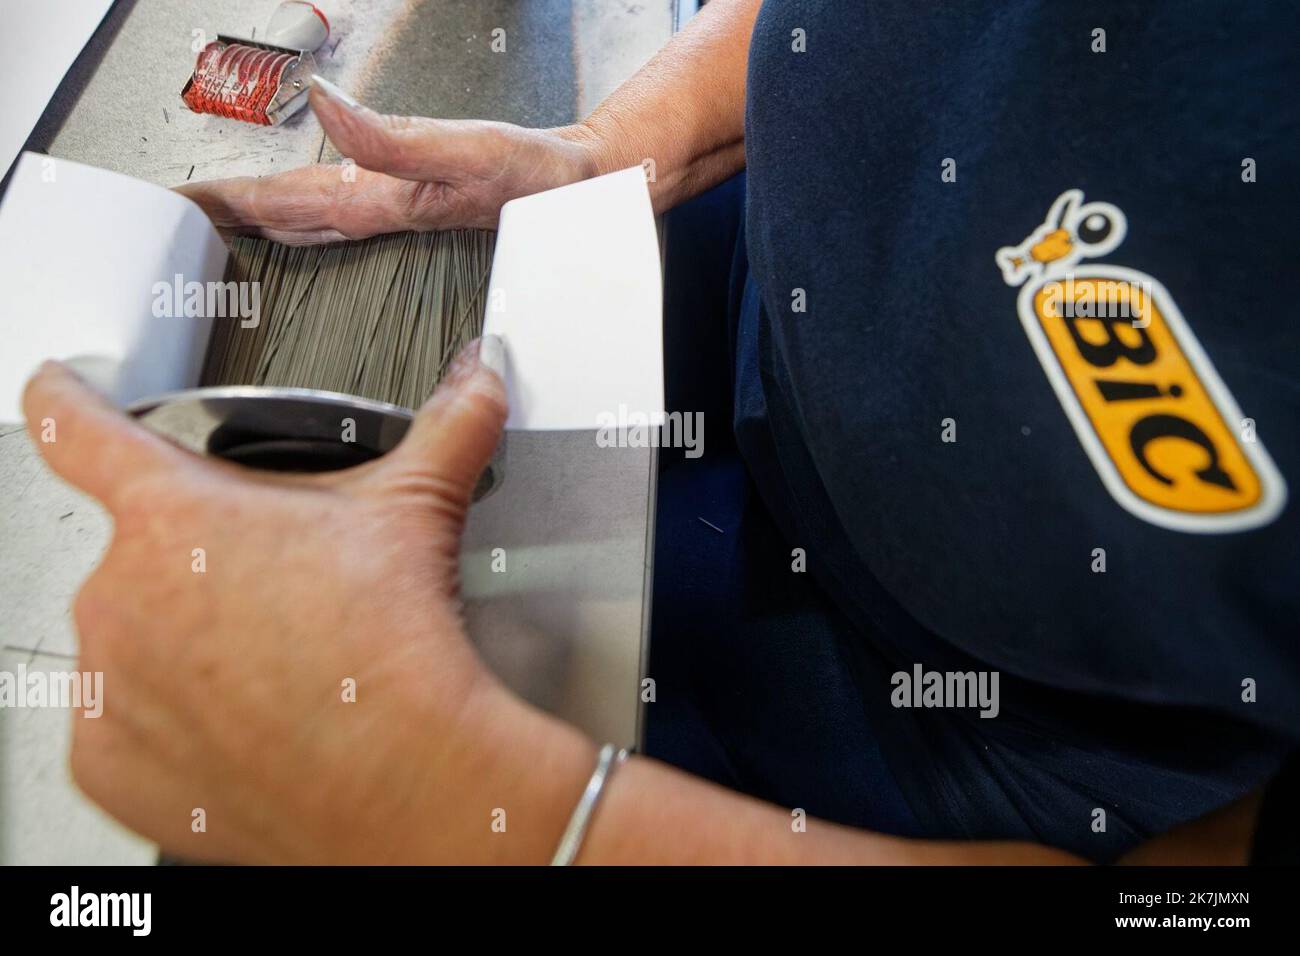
left=127, top=385, right=502, bottom=500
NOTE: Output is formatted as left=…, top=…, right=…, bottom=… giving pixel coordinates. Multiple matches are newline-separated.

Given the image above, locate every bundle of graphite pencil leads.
left=202, top=229, right=496, bottom=409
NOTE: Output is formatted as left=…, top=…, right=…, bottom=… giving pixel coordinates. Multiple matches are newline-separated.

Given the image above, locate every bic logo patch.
left=996, top=189, right=1286, bottom=533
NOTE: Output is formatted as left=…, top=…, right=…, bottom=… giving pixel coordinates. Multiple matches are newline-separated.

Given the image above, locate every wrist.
left=407, top=668, right=599, bottom=864
left=554, top=112, right=742, bottom=214
left=551, top=121, right=615, bottom=181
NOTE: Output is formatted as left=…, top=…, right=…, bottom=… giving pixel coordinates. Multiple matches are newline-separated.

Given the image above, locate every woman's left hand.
left=22, top=338, right=591, bottom=863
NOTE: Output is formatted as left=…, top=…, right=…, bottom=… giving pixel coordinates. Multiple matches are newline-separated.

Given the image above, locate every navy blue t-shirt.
left=735, top=0, right=1299, bottom=859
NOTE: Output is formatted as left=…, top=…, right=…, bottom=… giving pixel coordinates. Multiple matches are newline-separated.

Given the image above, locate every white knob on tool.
left=264, top=1, right=330, bottom=52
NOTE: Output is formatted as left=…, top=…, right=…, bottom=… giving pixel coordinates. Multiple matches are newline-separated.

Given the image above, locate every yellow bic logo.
left=997, top=190, right=1286, bottom=533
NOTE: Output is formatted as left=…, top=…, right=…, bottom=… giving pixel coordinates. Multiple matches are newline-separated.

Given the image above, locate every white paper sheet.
left=0, top=0, right=117, bottom=180
left=483, top=166, right=664, bottom=431
left=0, top=158, right=663, bottom=428
left=0, top=152, right=226, bottom=422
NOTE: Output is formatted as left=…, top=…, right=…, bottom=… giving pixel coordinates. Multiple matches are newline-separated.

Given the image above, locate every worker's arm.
left=21, top=354, right=1254, bottom=866
left=436, top=684, right=1086, bottom=864
left=178, top=0, right=759, bottom=243
left=572, top=0, right=756, bottom=211
left=396, top=662, right=1256, bottom=865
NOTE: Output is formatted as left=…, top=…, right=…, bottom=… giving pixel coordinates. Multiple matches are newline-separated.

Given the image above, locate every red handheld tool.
left=181, top=2, right=331, bottom=126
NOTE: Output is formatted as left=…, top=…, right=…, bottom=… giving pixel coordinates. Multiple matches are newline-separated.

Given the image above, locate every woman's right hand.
left=177, top=77, right=604, bottom=245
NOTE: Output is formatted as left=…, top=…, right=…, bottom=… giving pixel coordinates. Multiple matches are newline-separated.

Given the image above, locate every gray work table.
left=0, top=0, right=677, bottom=864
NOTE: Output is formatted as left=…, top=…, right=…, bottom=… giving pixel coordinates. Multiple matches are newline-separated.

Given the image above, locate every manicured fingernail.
left=478, top=334, right=506, bottom=379
left=311, top=74, right=362, bottom=110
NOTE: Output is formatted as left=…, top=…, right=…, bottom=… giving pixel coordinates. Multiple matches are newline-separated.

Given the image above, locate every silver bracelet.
left=549, top=744, right=629, bottom=866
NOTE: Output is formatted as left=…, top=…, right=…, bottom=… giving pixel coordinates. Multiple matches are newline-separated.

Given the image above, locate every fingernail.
left=311, top=74, right=362, bottom=110
left=60, top=354, right=119, bottom=392
left=478, top=334, right=506, bottom=379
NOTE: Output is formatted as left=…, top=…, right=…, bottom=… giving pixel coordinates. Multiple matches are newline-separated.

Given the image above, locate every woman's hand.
left=23, top=339, right=595, bottom=864
left=178, top=0, right=764, bottom=242
left=176, top=77, right=603, bottom=244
